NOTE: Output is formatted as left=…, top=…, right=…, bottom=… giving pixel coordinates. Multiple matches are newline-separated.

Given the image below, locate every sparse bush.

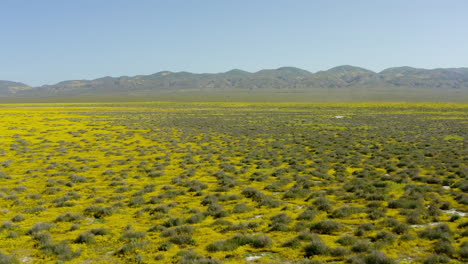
left=282, top=237, right=301, bottom=248
left=90, top=228, right=111, bottom=236
left=330, top=246, right=350, bottom=257
left=232, top=203, right=251, bottom=214
left=392, top=223, right=409, bottom=234
left=186, top=213, right=206, bottom=224
left=41, top=240, right=80, bottom=261
left=74, top=232, right=95, bottom=244
left=374, top=231, right=396, bottom=244
left=11, top=214, right=24, bottom=223
left=304, top=237, right=329, bottom=257
left=337, top=235, right=357, bottom=246
left=423, top=254, right=450, bottom=264
left=433, top=240, right=454, bottom=255
left=83, top=205, right=113, bottom=218
left=419, top=224, right=452, bottom=240
left=0, top=251, right=19, bottom=264
left=55, top=212, right=83, bottom=222
left=331, top=206, right=364, bottom=218
left=364, top=251, right=395, bottom=264
left=313, top=197, right=332, bottom=211
left=128, top=196, right=145, bottom=207
left=120, top=230, right=146, bottom=241
left=351, top=240, right=371, bottom=253
left=251, top=235, right=272, bottom=248
left=297, top=207, right=317, bottom=220
left=206, top=234, right=270, bottom=252
left=310, top=220, right=342, bottom=234
left=169, top=234, right=195, bottom=245
left=27, top=222, right=54, bottom=235
left=115, top=241, right=147, bottom=255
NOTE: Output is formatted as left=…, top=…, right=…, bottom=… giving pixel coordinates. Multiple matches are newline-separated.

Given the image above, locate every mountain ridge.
left=2, top=65, right=468, bottom=97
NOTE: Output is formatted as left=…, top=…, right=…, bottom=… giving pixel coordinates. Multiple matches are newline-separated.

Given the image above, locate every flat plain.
left=0, top=102, right=467, bottom=263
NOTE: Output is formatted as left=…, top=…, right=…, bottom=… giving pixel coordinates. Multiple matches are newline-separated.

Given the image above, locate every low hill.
left=2, top=66, right=468, bottom=99
left=0, top=81, right=32, bottom=96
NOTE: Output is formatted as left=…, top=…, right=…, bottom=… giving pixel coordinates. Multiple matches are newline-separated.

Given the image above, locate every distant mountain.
left=0, top=81, right=31, bottom=96
left=3, top=65, right=468, bottom=97
left=379, top=67, right=468, bottom=89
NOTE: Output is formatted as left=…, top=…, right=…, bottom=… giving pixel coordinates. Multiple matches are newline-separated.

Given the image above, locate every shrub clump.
left=206, top=234, right=272, bottom=252
left=304, top=236, right=329, bottom=257
left=55, top=213, right=84, bottom=222
left=74, top=232, right=95, bottom=244
left=120, top=230, right=146, bottom=241
left=42, top=240, right=80, bottom=261
left=418, top=223, right=452, bottom=240
left=83, top=205, right=114, bottom=218
left=0, top=251, right=19, bottom=264
left=27, top=222, right=54, bottom=235
left=310, top=220, right=342, bottom=234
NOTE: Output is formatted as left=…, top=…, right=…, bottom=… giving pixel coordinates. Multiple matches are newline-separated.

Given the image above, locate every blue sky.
left=1, top=0, right=468, bottom=86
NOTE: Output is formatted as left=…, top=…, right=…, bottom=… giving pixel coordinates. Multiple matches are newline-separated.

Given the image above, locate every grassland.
left=0, top=102, right=466, bottom=263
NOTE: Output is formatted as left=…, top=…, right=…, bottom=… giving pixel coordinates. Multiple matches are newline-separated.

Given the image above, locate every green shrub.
left=0, top=251, right=19, bottom=264
left=310, top=220, right=342, bottom=234
left=163, top=217, right=184, bottom=227
left=158, top=242, right=173, bottom=251
left=232, top=203, right=251, bottom=214
left=186, top=213, right=206, bottom=224
left=83, top=205, right=113, bottom=218
left=120, top=230, right=146, bottom=241
left=304, top=237, right=329, bottom=257
left=351, top=240, right=371, bottom=253
left=336, top=235, right=357, bottom=246
left=206, top=203, right=229, bottom=218
left=423, top=254, right=450, bottom=264
left=41, top=240, right=80, bottom=261
left=32, top=232, right=53, bottom=247
left=177, top=249, right=221, bottom=264
left=433, top=240, right=454, bottom=255
left=419, top=224, right=452, bottom=240
left=206, top=234, right=270, bottom=252
left=282, top=237, right=301, bottom=248
left=55, top=212, right=84, bottom=222
left=330, top=246, right=350, bottom=257
left=11, top=214, right=25, bottom=222
left=251, top=235, right=272, bottom=248
left=331, top=206, right=364, bottom=218
left=313, top=197, right=332, bottom=211
left=128, top=196, right=145, bottom=207
left=374, top=231, right=396, bottom=244
left=392, top=223, right=409, bottom=234
left=27, top=222, right=54, bottom=235
left=74, top=232, right=95, bottom=244
left=169, top=234, right=195, bottom=245
left=364, top=251, right=395, bottom=264
left=90, top=228, right=111, bottom=236
left=297, top=207, right=316, bottom=220
left=114, top=241, right=147, bottom=255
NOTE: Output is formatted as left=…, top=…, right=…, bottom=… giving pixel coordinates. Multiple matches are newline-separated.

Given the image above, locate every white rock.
left=246, top=256, right=262, bottom=261
left=443, top=209, right=467, bottom=217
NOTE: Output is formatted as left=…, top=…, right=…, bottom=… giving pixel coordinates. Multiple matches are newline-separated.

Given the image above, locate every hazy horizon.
left=6, top=64, right=468, bottom=88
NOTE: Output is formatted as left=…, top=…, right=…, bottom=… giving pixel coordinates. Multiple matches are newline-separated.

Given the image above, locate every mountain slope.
left=0, top=81, right=32, bottom=96
left=4, top=66, right=468, bottom=97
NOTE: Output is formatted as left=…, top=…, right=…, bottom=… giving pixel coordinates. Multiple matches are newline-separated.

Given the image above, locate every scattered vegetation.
left=0, top=102, right=466, bottom=263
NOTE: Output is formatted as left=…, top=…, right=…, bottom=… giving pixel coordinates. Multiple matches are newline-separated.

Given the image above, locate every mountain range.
left=2, top=65, right=468, bottom=97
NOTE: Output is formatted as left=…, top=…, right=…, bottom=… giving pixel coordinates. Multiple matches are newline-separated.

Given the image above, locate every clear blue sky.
left=1, top=0, right=468, bottom=86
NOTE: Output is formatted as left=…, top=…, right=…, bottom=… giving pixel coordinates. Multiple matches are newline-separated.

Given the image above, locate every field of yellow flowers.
left=0, top=102, right=466, bottom=263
